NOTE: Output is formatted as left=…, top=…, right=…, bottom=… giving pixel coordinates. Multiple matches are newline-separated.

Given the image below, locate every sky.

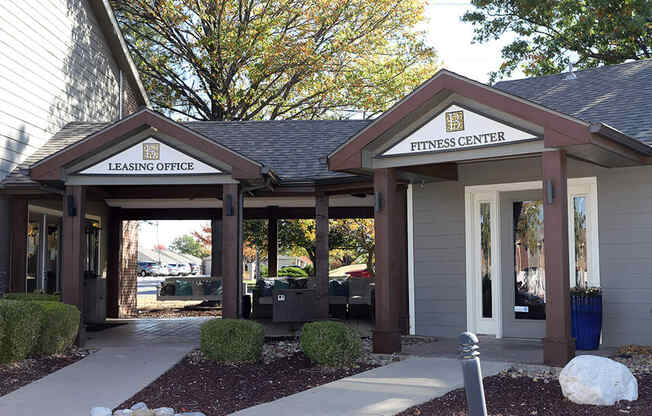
left=138, top=1, right=522, bottom=251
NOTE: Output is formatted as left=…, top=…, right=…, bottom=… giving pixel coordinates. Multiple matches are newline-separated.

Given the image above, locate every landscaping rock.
left=152, top=408, right=175, bottom=416
left=113, top=410, right=132, bottom=416
left=90, top=407, right=112, bottom=416
left=559, top=355, right=638, bottom=405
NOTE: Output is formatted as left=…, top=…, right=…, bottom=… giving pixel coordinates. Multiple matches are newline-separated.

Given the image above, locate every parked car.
left=189, top=263, right=200, bottom=275
left=177, top=263, right=192, bottom=276
left=138, top=261, right=166, bottom=277
left=167, top=263, right=181, bottom=276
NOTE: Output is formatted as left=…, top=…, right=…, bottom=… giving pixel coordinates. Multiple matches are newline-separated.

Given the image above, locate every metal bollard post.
left=459, top=332, right=488, bottom=416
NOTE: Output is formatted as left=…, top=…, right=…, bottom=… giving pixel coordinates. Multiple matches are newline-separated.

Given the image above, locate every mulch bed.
left=398, top=373, right=652, bottom=416
left=118, top=351, right=376, bottom=415
left=0, top=348, right=89, bottom=398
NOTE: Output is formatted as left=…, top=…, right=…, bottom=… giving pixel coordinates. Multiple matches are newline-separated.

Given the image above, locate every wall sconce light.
left=66, top=195, right=76, bottom=217
left=545, top=179, right=554, bottom=205
left=375, top=192, right=382, bottom=213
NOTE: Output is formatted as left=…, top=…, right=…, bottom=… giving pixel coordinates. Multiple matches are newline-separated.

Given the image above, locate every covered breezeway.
left=2, top=109, right=409, bottom=352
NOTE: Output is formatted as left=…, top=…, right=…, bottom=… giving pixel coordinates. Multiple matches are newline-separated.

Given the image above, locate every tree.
left=112, top=0, right=437, bottom=120
left=170, top=234, right=210, bottom=258
left=462, top=0, right=652, bottom=82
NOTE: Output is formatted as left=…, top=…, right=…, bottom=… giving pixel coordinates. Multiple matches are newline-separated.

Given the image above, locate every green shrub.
left=300, top=321, right=361, bottom=367
left=278, top=266, right=308, bottom=277
left=32, top=301, right=80, bottom=356
left=0, top=300, right=42, bottom=363
left=200, top=319, right=264, bottom=363
left=3, top=292, right=61, bottom=302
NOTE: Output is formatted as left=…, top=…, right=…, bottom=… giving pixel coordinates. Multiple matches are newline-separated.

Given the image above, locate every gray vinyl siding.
left=411, top=158, right=652, bottom=346
left=0, top=0, right=121, bottom=180
left=413, top=181, right=467, bottom=337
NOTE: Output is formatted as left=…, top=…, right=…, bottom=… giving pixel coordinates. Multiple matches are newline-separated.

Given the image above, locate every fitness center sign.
left=79, top=138, right=221, bottom=175
left=381, top=104, right=537, bottom=156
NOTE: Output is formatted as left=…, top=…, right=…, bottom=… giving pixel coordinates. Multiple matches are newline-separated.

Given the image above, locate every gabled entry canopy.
left=329, top=69, right=652, bottom=173
left=30, top=109, right=263, bottom=184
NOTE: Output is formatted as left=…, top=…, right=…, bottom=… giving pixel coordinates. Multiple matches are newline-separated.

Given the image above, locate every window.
left=567, top=178, right=599, bottom=289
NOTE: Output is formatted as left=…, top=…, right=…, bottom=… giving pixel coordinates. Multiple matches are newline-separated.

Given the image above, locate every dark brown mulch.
left=118, top=352, right=376, bottom=415
left=398, top=373, right=652, bottom=416
left=0, top=349, right=89, bottom=397
left=136, top=308, right=221, bottom=318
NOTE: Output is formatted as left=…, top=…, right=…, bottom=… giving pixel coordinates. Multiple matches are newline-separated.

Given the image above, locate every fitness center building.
left=3, top=59, right=652, bottom=366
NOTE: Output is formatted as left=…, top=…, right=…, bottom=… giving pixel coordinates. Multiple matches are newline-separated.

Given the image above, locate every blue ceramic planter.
left=571, top=294, right=602, bottom=350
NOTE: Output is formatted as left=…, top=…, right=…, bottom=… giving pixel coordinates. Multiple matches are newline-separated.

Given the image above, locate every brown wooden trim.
left=267, top=206, right=278, bottom=277
left=61, top=186, right=87, bottom=345
left=9, top=198, right=28, bottom=292
left=328, top=71, right=599, bottom=172
left=106, top=208, right=121, bottom=318
left=101, top=185, right=222, bottom=200
left=542, top=150, right=575, bottom=366
left=315, top=194, right=329, bottom=319
left=221, top=184, right=240, bottom=318
left=372, top=168, right=402, bottom=353
left=31, top=109, right=262, bottom=181
left=211, top=218, right=223, bottom=277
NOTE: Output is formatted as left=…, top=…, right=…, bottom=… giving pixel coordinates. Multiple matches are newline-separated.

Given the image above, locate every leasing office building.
left=4, top=56, right=652, bottom=366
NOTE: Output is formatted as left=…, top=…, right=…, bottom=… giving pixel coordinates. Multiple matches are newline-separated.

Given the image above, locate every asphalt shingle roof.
left=6, top=59, right=652, bottom=186
left=4, top=119, right=372, bottom=185
left=493, top=59, right=652, bottom=144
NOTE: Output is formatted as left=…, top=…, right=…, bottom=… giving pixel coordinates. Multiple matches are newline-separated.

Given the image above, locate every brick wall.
left=119, top=220, right=138, bottom=316
left=123, top=80, right=142, bottom=116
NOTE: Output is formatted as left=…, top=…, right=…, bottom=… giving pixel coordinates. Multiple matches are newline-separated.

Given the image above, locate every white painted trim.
left=464, top=177, right=599, bottom=338
left=407, top=184, right=416, bottom=335
left=567, top=177, right=600, bottom=288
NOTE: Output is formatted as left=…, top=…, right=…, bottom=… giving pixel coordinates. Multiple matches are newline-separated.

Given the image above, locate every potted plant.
left=570, top=286, right=602, bottom=350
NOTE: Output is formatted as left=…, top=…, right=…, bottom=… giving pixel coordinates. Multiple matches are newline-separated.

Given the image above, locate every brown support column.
left=315, top=193, right=329, bottom=319
left=267, top=206, right=278, bottom=277
left=397, top=186, right=410, bottom=335
left=9, top=198, right=28, bottom=293
left=222, top=183, right=241, bottom=318
left=373, top=168, right=402, bottom=353
left=62, top=186, right=87, bottom=344
left=211, top=219, right=223, bottom=277
left=542, top=150, right=575, bottom=366
left=106, top=208, right=121, bottom=318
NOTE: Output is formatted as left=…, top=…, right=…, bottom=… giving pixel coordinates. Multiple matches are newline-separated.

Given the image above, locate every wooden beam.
left=267, top=206, right=278, bottom=277
left=222, top=184, right=240, bottom=318
left=9, top=198, right=28, bottom=292
left=211, top=219, right=223, bottom=277
left=373, top=168, right=402, bottom=353
left=542, top=150, right=575, bottom=366
left=315, top=193, right=329, bottom=319
left=61, top=186, right=87, bottom=345
left=106, top=208, right=121, bottom=318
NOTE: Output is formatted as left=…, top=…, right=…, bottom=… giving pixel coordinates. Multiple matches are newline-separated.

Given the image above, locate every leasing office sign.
left=381, top=105, right=538, bottom=156
left=79, top=138, right=221, bottom=175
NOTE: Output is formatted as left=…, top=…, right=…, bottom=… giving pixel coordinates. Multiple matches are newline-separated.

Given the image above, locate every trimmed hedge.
left=278, top=267, right=308, bottom=278
left=0, top=300, right=42, bottom=363
left=300, top=321, right=361, bottom=367
left=200, top=319, right=264, bottom=363
left=32, top=301, right=80, bottom=356
left=3, top=292, right=61, bottom=302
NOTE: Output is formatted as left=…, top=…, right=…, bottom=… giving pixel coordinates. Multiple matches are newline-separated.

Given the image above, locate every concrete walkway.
left=0, top=318, right=208, bottom=416
left=232, top=356, right=511, bottom=416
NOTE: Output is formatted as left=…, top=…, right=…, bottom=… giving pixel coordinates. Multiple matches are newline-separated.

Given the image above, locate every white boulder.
left=153, top=408, right=175, bottom=416
left=90, top=407, right=112, bottom=416
left=559, top=355, right=638, bottom=406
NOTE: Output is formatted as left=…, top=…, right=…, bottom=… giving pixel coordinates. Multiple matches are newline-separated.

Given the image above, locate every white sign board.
left=381, top=105, right=538, bottom=156
left=79, top=138, right=221, bottom=175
